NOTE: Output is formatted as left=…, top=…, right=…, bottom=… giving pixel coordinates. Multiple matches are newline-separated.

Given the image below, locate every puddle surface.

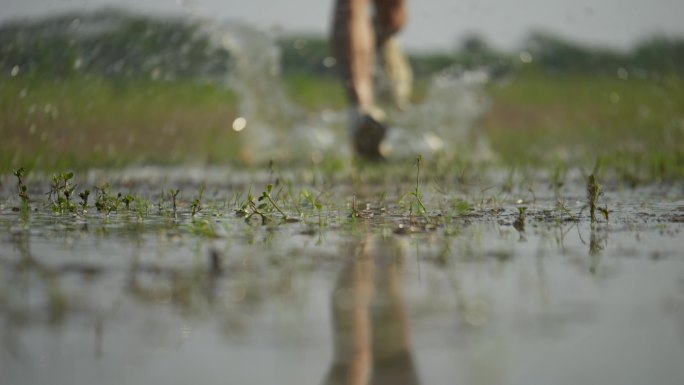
left=1, top=174, right=683, bottom=385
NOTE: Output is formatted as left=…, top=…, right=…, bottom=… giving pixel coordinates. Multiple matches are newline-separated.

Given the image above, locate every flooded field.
left=1, top=167, right=683, bottom=385
left=2, top=9, right=684, bottom=385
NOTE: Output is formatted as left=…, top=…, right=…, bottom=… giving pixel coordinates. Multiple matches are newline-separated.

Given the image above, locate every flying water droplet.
left=232, top=117, right=247, bottom=131
left=617, top=67, right=629, bottom=80
left=519, top=51, right=533, bottom=63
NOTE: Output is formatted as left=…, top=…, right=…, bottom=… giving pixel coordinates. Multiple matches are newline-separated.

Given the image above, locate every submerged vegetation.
left=1, top=158, right=621, bottom=239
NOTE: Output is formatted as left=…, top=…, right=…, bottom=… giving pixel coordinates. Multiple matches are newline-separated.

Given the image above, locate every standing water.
left=1, top=180, right=683, bottom=385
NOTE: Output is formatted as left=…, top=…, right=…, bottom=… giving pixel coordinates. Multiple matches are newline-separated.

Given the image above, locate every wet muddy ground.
left=1, top=167, right=683, bottom=385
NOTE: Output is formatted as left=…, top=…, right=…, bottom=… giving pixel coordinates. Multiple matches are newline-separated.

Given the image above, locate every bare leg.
left=373, top=0, right=407, bottom=48
left=331, top=0, right=376, bottom=112
left=374, top=0, right=412, bottom=111
left=332, top=0, right=410, bottom=159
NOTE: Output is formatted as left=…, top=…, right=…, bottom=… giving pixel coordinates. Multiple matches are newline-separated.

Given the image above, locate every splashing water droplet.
left=150, top=68, right=161, bottom=80
left=322, top=56, right=337, bottom=68
left=519, top=51, right=533, bottom=63
left=609, top=92, right=620, bottom=104
left=617, top=67, right=629, bottom=80
left=232, top=117, right=247, bottom=132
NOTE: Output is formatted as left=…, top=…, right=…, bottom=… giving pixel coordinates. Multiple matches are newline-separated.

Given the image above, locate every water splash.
left=386, top=67, right=494, bottom=161
left=202, top=19, right=492, bottom=164
left=203, top=21, right=344, bottom=164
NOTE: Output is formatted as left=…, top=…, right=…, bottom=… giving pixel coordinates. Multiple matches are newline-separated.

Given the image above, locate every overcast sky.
left=3, top=0, right=684, bottom=52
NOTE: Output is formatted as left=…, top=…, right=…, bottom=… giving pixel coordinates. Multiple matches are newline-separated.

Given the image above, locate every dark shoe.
left=352, top=113, right=387, bottom=161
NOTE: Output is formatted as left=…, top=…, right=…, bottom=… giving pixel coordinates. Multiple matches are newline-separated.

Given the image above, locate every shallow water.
left=1, top=173, right=683, bottom=385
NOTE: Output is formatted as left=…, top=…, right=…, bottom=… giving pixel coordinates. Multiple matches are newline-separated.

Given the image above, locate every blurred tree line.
left=0, top=9, right=229, bottom=79
left=279, top=31, right=684, bottom=78
left=522, top=31, right=684, bottom=75
left=2, top=9, right=683, bottom=80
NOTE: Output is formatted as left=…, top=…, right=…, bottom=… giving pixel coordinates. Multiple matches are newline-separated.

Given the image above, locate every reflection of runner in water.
left=331, top=0, right=413, bottom=160
left=323, top=237, right=420, bottom=385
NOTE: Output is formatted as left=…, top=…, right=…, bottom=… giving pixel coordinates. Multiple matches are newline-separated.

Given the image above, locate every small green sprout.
left=136, top=194, right=151, bottom=219
left=121, top=194, right=134, bottom=210
left=170, top=189, right=180, bottom=217
left=258, top=183, right=291, bottom=220
left=157, top=189, right=164, bottom=215
left=235, top=187, right=269, bottom=224
left=301, top=189, right=324, bottom=226
left=410, top=155, right=428, bottom=215
left=191, top=185, right=204, bottom=217
left=350, top=195, right=361, bottom=218
left=13, top=167, right=30, bottom=209
left=95, top=183, right=118, bottom=215
left=586, top=174, right=602, bottom=223
left=513, top=206, right=527, bottom=232
left=49, top=171, right=77, bottom=214
left=555, top=199, right=577, bottom=223
left=78, top=189, right=90, bottom=212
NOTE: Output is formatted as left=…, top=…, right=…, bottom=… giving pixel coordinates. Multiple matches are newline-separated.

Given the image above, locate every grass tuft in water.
left=121, top=194, right=135, bottom=211
left=135, top=194, right=151, bottom=219
left=258, top=183, right=299, bottom=222
left=235, top=186, right=272, bottom=225
left=170, top=189, right=180, bottom=217
left=586, top=174, right=602, bottom=223
left=78, top=189, right=90, bottom=214
left=95, top=183, right=119, bottom=215
left=191, top=184, right=205, bottom=217
left=48, top=171, right=77, bottom=214
left=13, top=167, right=30, bottom=211
left=410, top=155, right=428, bottom=216
left=513, top=206, right=527, bottom=232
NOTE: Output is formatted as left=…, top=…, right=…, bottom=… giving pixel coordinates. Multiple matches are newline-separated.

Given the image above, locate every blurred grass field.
left=2, top=70, right=682, bottom=182
left=2, top=10, right=683, bottom=183
left=1, top=76, right=240, bottom=169
left=483, top=71, right=684, bottom=182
